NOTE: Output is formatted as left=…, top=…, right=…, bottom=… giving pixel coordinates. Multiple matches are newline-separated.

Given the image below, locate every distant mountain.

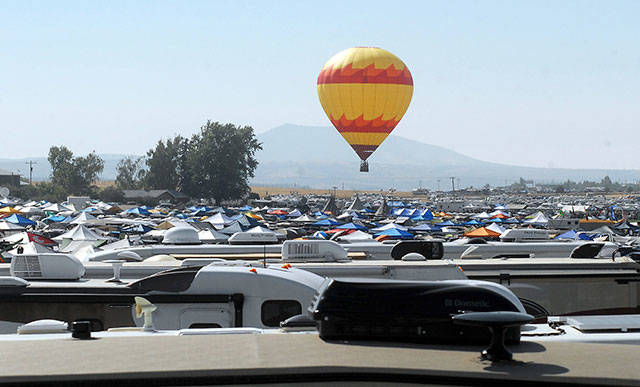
left=252, top=124, right=640, bottom=190
left=0, top=154, right=131, bottom=182
left=2, top=124, right=639, bottom=191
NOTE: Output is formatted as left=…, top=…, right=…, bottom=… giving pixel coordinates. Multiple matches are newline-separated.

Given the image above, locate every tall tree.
left=186, top=121, right=262, bottom=203
left=144, top=136, right=184, bottom=190
left=48, top=146, right=104, bottom=196
left=115, top=156, right=147, bottom=190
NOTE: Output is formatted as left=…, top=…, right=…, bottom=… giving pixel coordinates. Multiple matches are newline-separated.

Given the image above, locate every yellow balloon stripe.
left=317, top=84, right=413, bottom=121
left=340, top=132, right=389, bottom=147
left=322, top=47, right=407, bottom=71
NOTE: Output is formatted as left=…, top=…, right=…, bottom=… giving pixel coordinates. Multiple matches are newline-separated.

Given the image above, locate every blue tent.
left=388, top=201, right=406, bottom=208
left=190, top=209, right=209, bottom=217
left=312, top=231, right=328, bottom=239
left=336, top=222, right=368, bottom=231
left=578, top=233, right=595, bottom=240
left=391, top=208, right=404, bottom=216
left=238, top=205, right=252, bottom=211
left=399, top=208, right=416, bottom=217
left=122, top=224, right=154, bottom=233
left=409, top=224, right=440, bottom=232
left=484, top=217, right=503, bottom=223
left=462, top=219, right=482, bottom=226
left=125, top=207, right=151, bottom=216
left=436, top=220, right=455, bottom=227
left=312, top=219, right=340, bottom=227
left=188, top=205, right=213, bottom=213
left=374, top=228, right=414, bottom=239
left=420, top=209, right=434, bottom=220
left=44, top=215, right=66, bottom=223
left=4, top=214, right=36, bottom=226
left=555, top=230, right=577, bottom=240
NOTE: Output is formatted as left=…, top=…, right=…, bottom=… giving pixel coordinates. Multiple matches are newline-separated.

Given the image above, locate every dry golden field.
left=250, top=186, right=415, bottom=199
left=95, top=181, right=414, bottom=199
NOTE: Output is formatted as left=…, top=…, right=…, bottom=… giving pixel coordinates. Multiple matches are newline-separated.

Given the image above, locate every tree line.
left=14, top=121, right=262, bottom=204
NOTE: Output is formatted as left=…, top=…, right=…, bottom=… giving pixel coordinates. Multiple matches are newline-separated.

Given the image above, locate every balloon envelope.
left=317, top=47, right=413, bottom=162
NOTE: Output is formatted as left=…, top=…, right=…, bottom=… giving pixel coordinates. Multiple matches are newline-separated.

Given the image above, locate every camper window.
left=261, top=300, right=302, bottom=327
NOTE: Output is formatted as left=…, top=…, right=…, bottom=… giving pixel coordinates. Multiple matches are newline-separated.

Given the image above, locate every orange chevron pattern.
left=317, top=47, right=413, bottom=163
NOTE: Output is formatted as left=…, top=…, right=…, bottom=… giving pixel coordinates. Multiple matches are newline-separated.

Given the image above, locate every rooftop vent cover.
left=282, top=240, right=348, bottom=262
left=11, top=254, right=85, bottom=280
left=162, top=227, right=200, bottom=245
left=11, top=255, right=43, bottom=278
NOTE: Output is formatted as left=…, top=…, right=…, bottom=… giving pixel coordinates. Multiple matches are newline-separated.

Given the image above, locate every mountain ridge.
left=1, top=124, right=638, bottom=190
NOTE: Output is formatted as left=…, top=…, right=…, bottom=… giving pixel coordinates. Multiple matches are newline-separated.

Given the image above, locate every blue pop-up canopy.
left=4, top=214, right=36, bottom=226
left=555, top=230, right=577, bottom=240
left=374, top=228, right=414, bottom=239
left=336, top=222, right=368, bottom=231
left=409, top=224, right=440, bottom=232
left=312, top=218, right=340, bottom=227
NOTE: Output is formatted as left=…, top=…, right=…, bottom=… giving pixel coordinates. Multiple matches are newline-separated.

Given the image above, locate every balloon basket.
left=360, top=160, right=369, bottom=173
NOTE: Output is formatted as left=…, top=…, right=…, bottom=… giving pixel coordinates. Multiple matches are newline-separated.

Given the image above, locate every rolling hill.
left=2, top=124, right=638, bottom=191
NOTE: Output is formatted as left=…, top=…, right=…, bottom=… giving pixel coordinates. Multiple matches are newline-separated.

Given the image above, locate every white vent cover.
left=11, top=254, right=85, bottom=280
left=162, top=227, right=200, bottom=245
left=11, top=255, right=43, bottom=278
left=18, top=319, right=68, bottom=334
left=282, top=240, right=349, bottom=262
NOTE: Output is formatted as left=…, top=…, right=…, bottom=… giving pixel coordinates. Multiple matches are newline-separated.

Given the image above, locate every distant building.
left=437, top=200, right=466, bottom=213
left=122, top=189, right=189, bottom=204
left=0, top=169, right=20, bottom=187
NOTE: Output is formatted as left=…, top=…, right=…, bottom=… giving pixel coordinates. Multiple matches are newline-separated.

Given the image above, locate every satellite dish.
left=0, top=187, right=9, bottom=198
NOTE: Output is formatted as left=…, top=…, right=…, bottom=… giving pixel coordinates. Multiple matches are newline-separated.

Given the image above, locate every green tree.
left=115, top=156, right=147, bottom=190
left=99, top=186, right=125, bottom=203
left=186, top=121, right=262, bottom=203
left=48, top=146, right=104, bottom=197
left=144, top=136, right=184, bottom=190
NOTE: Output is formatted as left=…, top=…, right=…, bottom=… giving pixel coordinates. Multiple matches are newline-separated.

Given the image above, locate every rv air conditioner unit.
left=282, top=240, right=349, bottom=262
left=11, top=254, right=85, bottom=280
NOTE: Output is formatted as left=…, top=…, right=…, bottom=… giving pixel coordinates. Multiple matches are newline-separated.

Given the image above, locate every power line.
left=24, top=160, right=37, bottom=184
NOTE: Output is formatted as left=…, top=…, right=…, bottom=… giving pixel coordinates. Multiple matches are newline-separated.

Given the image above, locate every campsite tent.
left=53, top=224, right=103, bottom=241
left=339, top=230, right=373, bottom=241
left=336, top=222, right=368, bottom=231
left=373, top=228, right=414, bottom=239
left=485, top=222, right=506, bottom=235
left=463, top=227, right=501, bottom=238
left=4, top=214, right=36, bottom=226
left=371, top=223, right=408, bottom=233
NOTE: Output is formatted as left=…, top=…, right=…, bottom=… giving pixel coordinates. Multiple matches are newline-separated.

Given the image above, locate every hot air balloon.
left=317, top=47, right=413, bottom=172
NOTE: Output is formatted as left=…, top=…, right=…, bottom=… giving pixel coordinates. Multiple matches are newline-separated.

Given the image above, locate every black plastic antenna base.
left=452, top=311, right=533, bottom=362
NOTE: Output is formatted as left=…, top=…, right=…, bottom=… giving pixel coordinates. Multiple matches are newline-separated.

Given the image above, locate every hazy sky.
left=2, top=1, right=639, bottom=169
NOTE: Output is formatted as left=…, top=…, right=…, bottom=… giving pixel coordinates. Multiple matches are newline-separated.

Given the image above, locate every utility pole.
left=437, top=179, right=441, bottom=191
left=25, top=160, right=37, bottom=184
left=450, top=177, right=455, bottom=192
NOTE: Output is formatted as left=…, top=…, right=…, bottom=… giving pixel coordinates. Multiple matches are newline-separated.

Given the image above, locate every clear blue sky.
left=2, top=1, right=639, bottom=169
